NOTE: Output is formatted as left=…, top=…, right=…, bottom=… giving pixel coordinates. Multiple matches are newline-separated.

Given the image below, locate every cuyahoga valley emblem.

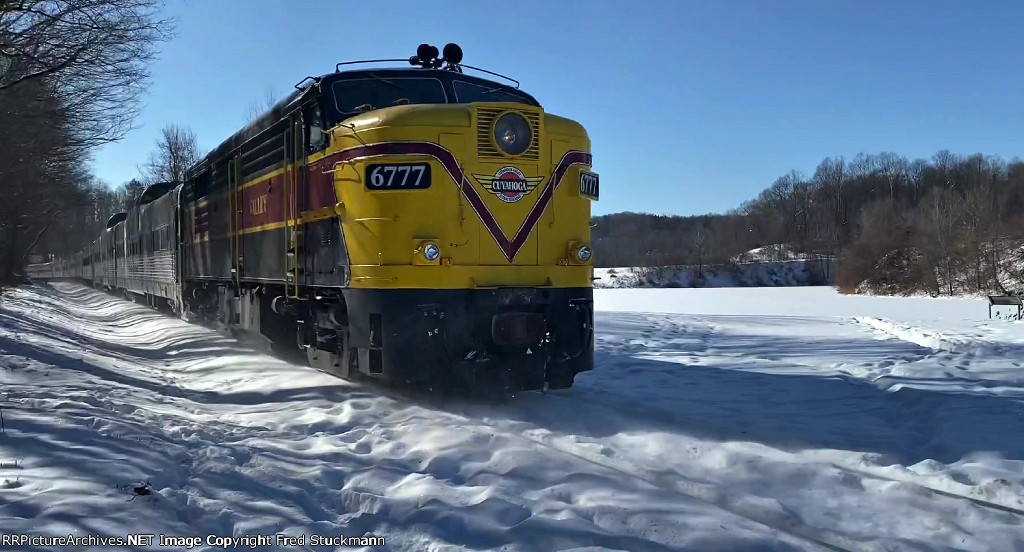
left=472, top=166, right=544, bottom=204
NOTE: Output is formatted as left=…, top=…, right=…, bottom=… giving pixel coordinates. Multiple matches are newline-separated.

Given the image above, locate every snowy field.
left=1, top=283, right=1023, bottom=551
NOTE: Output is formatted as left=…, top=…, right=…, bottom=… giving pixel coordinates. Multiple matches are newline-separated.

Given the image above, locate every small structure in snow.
left=987, top=295, right=1022, bottom=319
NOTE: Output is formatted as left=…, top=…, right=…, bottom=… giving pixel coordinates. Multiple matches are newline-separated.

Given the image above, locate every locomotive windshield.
left=329, top=72, right=538, bottom=122
left=332, top=76, right=448, bottom=115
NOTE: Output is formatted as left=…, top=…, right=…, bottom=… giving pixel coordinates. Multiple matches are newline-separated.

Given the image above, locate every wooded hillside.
left=594, top=151, right=1024, bottom=295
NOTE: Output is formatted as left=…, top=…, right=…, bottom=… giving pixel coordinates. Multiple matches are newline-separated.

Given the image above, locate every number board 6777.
left=365, top=163, right=432, bottom=190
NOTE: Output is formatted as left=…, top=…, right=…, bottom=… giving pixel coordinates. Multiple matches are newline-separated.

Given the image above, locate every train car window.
left=452, top=80, right=535, bottom=104
left=332, top=77, right=446, bottom=116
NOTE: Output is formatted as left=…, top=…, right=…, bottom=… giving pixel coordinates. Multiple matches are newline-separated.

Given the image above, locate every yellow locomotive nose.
left=331, top=102, right=593, bottom=279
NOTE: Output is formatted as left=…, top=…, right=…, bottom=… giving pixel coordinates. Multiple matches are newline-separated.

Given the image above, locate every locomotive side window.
left=332, top=77, right=446, bottom=116
left=305, top=103, right=325, bottom=152
left=193, top=169, right=211, bottom=200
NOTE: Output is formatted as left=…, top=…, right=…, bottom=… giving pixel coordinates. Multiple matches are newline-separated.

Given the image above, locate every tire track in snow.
left=825, top=463, right=1024, bottom=518
left=502, top=427, right=857, bottom=552
left=545, top=390, right=1024, bottom=522
left=855, top=317, right=982, bottom=355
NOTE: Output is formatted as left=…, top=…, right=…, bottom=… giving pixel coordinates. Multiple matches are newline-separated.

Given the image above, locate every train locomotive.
left=27, top=44, right=599, bottom=392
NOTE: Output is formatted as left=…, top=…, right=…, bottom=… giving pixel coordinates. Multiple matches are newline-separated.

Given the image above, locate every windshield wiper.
left=476, top=86, right=528, bottom=103
left=367, top=72, right=409, bottom=94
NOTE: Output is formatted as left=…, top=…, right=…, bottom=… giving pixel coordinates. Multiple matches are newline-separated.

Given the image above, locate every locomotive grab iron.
left=28, top=44, right=600, bottom=392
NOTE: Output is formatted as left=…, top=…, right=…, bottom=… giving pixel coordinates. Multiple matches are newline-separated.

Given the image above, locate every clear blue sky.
left=91, top=0, right=1024, bottom=217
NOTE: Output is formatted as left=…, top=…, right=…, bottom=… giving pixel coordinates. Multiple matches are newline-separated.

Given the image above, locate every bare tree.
left=141, top=124, right=200, bottom=184
left=0, top=0, right=174, bottom=147
left=0, top=79, right=91, bottom=278
left=812, top=157, right=846, bottom=258
left=245, top=87, right=279, bottom=124
left=877, top=152, right=910, bottom=203
left=693, top=220, right=708, bottom=282
left=0, top=1, right=171, bottom=279
left=917, top=188, right=966, bottom=296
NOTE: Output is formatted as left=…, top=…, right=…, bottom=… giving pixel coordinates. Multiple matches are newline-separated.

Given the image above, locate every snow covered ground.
left=1, top=283, right=1023, bottom=551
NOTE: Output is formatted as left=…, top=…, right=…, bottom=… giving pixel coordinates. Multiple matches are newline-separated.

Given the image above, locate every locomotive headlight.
left=413, top=239, right=442, bottom=265
left=423, top=243, right=440, bottom=261
left=576, top=245, right=592, bottom=263
left=493, top=112, right=532, bottom=156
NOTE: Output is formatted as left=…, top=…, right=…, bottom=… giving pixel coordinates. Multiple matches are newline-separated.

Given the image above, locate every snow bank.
left=595, top=259, right=834, bottom=289
left=731, top=244, right=809, bottom=263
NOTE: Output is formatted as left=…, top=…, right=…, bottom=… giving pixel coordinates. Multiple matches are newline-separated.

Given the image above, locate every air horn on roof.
left=410, top=43, right=463, bottom=72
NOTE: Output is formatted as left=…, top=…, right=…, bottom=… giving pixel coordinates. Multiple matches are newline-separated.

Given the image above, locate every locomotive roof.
left=189, top=67, right=539, bottom=178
